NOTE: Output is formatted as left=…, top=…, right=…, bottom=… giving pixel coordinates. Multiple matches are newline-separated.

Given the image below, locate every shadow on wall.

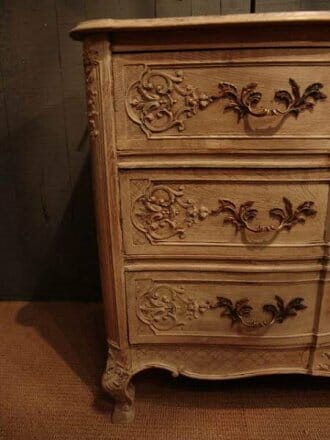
left=34, top=147, right=101, bottom=301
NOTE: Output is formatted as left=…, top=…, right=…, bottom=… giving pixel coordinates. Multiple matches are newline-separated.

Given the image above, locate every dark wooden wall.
left=0, top=1, right=329, bottom=300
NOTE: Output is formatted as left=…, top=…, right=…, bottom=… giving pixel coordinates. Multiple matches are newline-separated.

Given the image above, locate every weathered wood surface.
left=1, top=1, right=329, bottom=300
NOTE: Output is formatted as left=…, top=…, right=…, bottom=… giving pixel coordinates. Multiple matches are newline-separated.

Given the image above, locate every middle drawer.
left=120, top=168, right=328, bottom=259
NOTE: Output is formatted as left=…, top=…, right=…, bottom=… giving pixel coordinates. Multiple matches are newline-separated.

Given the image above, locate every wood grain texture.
left=156, top=0, right=192, bottom=17
left=256, top=0, right=330, bottom=11
left=73, top=13, right=330, bottom=422
left=221, top=0, right=250, bottom=14
left=192, top=0, right=221, bottom=15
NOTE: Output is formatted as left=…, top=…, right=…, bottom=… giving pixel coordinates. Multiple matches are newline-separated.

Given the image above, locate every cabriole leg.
left=102, top=347, right=135, bottom=423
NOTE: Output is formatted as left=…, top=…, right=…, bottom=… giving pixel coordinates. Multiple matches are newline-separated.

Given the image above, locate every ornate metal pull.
left=218, top=79, right=326, bottom=121
left=212, top=197, right=316, bottom=234
left=216, top=296, right=307, bottom=329
left=136, top=284, right=307, bottom=333
left=132, top=183, right=317, bottom=243
left=126, top=68, right=326, bottom=135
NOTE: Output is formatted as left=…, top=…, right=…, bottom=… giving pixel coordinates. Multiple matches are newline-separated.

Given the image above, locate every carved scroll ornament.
left=137, top=284, right=307, bottom=333
left=83, top=48, right=100, bottom=138
left=126, top=68, right=326, bottom=135
left=132, top=184, right=316, bottom=243
left=126, top=68, right=217, bottom=135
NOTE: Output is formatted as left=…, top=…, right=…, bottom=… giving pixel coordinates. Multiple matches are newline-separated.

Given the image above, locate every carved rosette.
left=83, top=48, right=100, bottom=138
left=131, top=183, right=316, bottom=243
left=136, top=284, right=307, bottom=333
left=126, top=67, right=326, bottom=135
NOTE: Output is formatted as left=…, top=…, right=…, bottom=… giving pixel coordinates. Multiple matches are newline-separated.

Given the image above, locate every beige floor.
left=1, top=301, right=329, bottom=440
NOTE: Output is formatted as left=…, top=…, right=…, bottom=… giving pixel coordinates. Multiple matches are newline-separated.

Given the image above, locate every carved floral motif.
left=83, top=48, right=99, bottom=137
left=131, top=184, right=316, bottom=242
left=137, top=284, right=307, bottom=333
left=126, top=68, right=326, bottom=135
left=132, top=184, right=210, bottom=243
left=137, top=284, right=212, bottom=332
left=126, top=68, right=218, bottom=135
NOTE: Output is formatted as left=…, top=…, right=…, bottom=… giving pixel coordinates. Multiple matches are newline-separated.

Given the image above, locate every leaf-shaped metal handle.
left=218, top=79, right=326, bottom=122
left=212, top=197, right=316, bottom=233
left=217, top=296, right=307, bottom=329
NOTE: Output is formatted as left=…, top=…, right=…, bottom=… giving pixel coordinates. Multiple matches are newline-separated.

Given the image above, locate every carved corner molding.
left=102, top=347, right=131, bottom=393
left=83, top=48, right=100, bottom=138
left=317, top=351, right=330, bottom=371
left=137, top=283, right=307, bottom=333
left=126, top=67, right=326, bottom=136
left=131, top=183, right=316, bottom=243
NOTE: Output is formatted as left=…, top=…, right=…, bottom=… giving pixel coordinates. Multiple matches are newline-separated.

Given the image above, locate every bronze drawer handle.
left=216, top=296, right=307, bottom=329
left=212, top=197, right=316, bottom=234
left=218, top=79, right=326, bottom=121
left=137, top=284, right=307, bottom=333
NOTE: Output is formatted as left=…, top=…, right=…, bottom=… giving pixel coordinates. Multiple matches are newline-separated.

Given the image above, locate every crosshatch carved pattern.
left=131, top=183, right=317, bottom=243
left=126, top=67, right=326, bottom=136
left=131, top=345, right=310, bottom=377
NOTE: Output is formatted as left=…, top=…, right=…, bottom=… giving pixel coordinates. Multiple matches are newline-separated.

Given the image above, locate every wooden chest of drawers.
left=71, top=12, right=330, bottom=423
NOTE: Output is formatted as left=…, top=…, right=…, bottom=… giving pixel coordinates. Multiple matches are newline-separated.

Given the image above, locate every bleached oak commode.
left=71, top=12, right=330, bottom=423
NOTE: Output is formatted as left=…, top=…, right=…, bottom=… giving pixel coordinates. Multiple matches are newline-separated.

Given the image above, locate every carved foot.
left=102, top=347, right=135, bottom=424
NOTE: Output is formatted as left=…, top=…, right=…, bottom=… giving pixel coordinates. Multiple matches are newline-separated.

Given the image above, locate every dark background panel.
left=0, top=0, right=329, bottom=300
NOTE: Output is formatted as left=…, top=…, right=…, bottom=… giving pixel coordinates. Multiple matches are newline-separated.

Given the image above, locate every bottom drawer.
left=126, top=265, right=320, bottom=346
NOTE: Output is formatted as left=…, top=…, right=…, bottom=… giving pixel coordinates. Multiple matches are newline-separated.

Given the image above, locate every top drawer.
left=113, top=48, right=330, bottom=153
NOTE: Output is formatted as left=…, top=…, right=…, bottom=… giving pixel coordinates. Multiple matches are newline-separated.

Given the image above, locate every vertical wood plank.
left=192, top=0, right=221, bottom=15
left=156, top=0, right=192, bottom=17
left=0, top=0, right=74, bottom=298
left=85, top=0, right=118, bottom=18
left=300, top=1, right=330, bottom=10
left=117, top=0, right=155, bottom=18
left=256, top=0, right=301, bottom=11
left=220, top=0, right=250, bottom=14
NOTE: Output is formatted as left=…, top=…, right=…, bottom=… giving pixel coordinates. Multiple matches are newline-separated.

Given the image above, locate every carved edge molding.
left=126, top=67, right=326, bottom=136
left=137, top=283, right=307, bottom=333
left=83, top=48, right=100, bottom=138
left=131, top=183, right=316, bottom=243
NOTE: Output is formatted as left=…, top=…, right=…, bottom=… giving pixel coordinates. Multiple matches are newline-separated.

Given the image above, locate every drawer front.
left=114, top=48, right=330, bottom=152
left=120, top=169, right=328, bottom=259
left=126, top=268, right=319, bottom=346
